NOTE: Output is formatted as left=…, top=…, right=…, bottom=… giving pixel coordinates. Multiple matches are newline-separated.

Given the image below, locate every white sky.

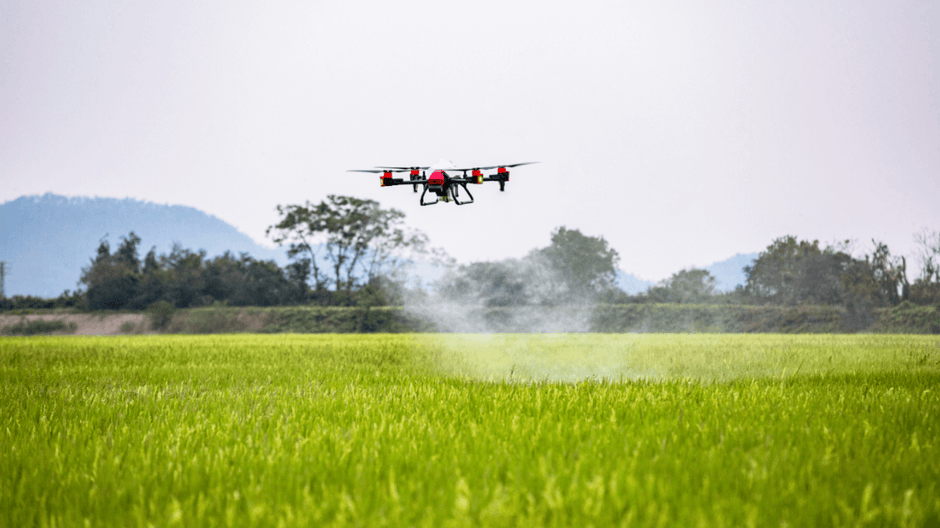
left=2, top=0, right=938, bottom=281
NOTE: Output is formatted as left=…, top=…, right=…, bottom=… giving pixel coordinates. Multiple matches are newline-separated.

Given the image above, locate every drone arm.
left=381, top=177, right=428, bottom=187
left=451, top=170, right=509, bottom=191
left=482, top=170, right=509, bottom=191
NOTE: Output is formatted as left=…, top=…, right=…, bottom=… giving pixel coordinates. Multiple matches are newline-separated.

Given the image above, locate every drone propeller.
left=479, top=161, right=539, bottom=170
left=450, top=161, right=540, bottom=172
left=374, top=165, right=430, bottom=170
left=347, top=168, right=412, bottom=173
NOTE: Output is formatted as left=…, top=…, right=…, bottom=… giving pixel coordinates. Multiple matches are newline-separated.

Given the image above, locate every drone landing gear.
left=450, top=183, right=474, bottom=205
left=420, top=185, right=438, bottom=206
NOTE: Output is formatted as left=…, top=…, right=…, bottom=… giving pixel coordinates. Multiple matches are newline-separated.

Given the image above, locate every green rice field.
left=1, top=334, right=939, bottom=526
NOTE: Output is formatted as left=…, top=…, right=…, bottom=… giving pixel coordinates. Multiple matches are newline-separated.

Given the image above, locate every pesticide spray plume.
left=404, top=254, right=597, bottom=333
left=411, top=333, right=658, bottom=384
left=402, top=254, right=650, bottom=383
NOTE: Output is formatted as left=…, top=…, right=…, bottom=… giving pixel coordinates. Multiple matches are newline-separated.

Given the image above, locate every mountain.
left=615, top=252, right=758, bottom=295
left=615, top=271, right=654, bottom=295
left=0, top=193, right=288, bottom=297
left=705, top=253, right=758, bottom=292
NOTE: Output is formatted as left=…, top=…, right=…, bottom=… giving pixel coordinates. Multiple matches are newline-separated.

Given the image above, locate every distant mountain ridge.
left=0, top=193, right=287, bottom=297
left=706, top=252, right=758, bottom=292
left=615, top=253, right=758, bottom=295
left=614, top=271, right=654, bottom=295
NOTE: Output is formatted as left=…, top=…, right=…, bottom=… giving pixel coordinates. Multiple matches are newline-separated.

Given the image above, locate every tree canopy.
left=741, top=235, right=913, bottom=308
left=79, top=233, right=305, bottom=310
left=533, top=226, right=620, bottom=300
left=647, top=269, right=717, bottom=304
left=267, top=195, right=430, bottom=295
left=437, top=227, right=620, bottom=306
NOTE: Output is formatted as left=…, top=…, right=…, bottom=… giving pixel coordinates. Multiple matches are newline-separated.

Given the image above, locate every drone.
left=348, top=159, right=538, bottom=206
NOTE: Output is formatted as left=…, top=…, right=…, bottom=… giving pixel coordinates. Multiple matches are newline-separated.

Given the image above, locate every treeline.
left=1, top=195, right=420, bottom=311
left=421, top=230, right=940, bottom=335
left=73, top=232, right=397, bottom=311
left=76, top=232, right=313, bottom=310
left=3, top=228, right=938, bottom=315
left=0, top=232, right=381, bottom=312
left=625, top=234, right=940, bottom=312
left=2, top=193, right=938, bottom=322
left=0, top=291, right=85, bottom=311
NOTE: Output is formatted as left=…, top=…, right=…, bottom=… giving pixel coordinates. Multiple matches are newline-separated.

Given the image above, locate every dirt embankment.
left=0, top=313, right=151, bottom=336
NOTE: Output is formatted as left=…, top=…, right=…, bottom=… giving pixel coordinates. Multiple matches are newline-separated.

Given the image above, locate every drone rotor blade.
left=348, top=167, right=415, bottom=174
left=374, top=166, right=430, bottom=170
left=471, top=161, right=540, bottom=170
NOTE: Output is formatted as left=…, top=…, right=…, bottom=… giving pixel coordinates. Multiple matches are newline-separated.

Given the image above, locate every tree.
left=0, top=261, right=7, bottom=301
left=868, top=240, right=909, bottom=306
left=914, top=229, right=940, bottom=283
left=743, top=235, right=910, bottom=312
left=240, top=258, right=297, bottom=306
left=267, top=202, right=329, bottom=292
left=838, top=257, right=881, bottom=330
left=135, top=246, right=170, bottom=309
left=115, top=232, right=142, bottom=272
left=647, top=268, right=717, bottom=304
left=285, top=258, right=313, bottom=302
left=162, top=243, right=207, bottom=308
left=80, top=233, right=143, bottom=310
left=436, top=260, right=531, bottom=307
left=744, top=236, right=861, bottom=306
left=530, top=226, right=620, bottom=301
left=267, top=195, right=429, bottom=297
left=911, top=229, right=940, bottom=305
left=79, top=233, right=309, bottom=309
left=793, top=251, right=855, bottom=306
left=744, top=235, right=825, bottom=305
left=202, top=251, right=243, bottom=303
left=436, top=226, right=620, bottom=307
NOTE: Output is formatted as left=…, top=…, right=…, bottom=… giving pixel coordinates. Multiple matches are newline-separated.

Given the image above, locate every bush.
left=1, top=318, right=78, bottom=336
left=147, top=301, right=176, bottom=330
left=181, top=305, right=249, bottom=334
left=870, top=303, right=940, bottom=334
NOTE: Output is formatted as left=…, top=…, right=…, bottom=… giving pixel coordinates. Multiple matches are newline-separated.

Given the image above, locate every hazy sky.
left=2, top=1, right=938, bottom=281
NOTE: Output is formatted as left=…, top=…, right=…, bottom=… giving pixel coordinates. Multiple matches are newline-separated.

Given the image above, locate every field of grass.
left=1, top=334, right=938, bottom=526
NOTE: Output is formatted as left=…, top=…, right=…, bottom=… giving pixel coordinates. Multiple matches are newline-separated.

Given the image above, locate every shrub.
left=147, top=301, right=176, bottom=331
left=1, top=318, right=78, bottom=336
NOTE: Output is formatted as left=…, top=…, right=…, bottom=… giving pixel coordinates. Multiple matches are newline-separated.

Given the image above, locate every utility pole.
left=0, top=261, right=6, bottom=299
